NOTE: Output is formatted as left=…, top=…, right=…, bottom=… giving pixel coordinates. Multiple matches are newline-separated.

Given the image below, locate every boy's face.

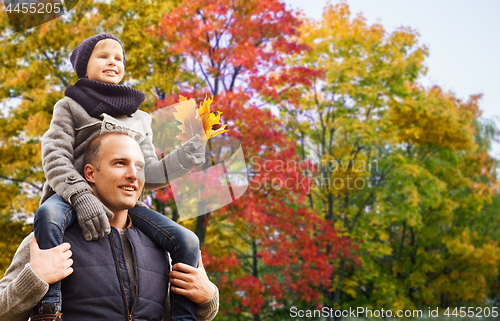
left=85, top=39, right=124, bottom=84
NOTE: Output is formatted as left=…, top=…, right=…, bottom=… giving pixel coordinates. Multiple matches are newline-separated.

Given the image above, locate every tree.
left=280, top=2, right=500, bottom=314
left=150, top=0, right=350, bottom=319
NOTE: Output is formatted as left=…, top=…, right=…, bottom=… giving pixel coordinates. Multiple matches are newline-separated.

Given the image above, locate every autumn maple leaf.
left=174, top=95, right=229, bottom=143
left=197, top=95, right=229, bottom=139
left=172, top=97, right=205, bottom=143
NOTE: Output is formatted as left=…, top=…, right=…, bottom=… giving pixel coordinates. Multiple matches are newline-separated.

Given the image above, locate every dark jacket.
left=61, top=222, right=169, bottom=321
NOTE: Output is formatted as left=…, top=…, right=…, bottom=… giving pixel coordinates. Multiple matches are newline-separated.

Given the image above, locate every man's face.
left=85, top=39, right=125, bottom=84
left=86, top=135, right=145, bottom=213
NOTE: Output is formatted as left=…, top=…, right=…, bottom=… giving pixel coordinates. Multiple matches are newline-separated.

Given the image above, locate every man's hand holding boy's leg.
left=30, top=236, right=74, bottom=284
left=169, top=251, right=217, bottom=304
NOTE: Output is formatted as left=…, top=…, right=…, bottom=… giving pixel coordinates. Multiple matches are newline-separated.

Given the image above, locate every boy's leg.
left=129, top=206, right=199, bottom=321
left=33, top=194, right=76, bottom=312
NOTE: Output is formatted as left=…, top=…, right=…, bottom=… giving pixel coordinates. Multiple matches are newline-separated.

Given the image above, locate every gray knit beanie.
left=70, top=34, right=126, bottom=79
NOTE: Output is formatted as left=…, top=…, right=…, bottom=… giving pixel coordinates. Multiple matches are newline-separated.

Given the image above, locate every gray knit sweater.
left=41, top=96, right=194, bottom=204
left=0, top=233, right=219, bottom=321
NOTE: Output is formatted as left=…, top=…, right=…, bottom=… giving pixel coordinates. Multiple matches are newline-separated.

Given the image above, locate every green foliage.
left=280, top=2, right=500, bottom=311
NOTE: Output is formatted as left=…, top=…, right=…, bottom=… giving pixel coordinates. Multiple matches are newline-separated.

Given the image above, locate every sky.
left=283, top=0, right=500, bottom=156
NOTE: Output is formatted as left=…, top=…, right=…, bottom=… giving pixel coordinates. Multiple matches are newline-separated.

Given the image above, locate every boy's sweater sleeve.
left=0, top=233, right=49, bottom=321
left=42, top=100, right=92, bottom=203
left=139, top=113, right=194, bottom=190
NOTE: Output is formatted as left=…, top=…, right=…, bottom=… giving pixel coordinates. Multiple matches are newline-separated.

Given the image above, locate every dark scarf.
left=65, top=78, right=145, bottom=117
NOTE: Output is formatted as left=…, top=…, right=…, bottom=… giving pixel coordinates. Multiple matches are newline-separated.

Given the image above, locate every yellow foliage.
left=0, top=221, right=31, bottom=278
left=286, top=0, right=499, bottom=310
left=342, top=278, right=358, bottom=298
left=390, top=85, right=478, bottom=150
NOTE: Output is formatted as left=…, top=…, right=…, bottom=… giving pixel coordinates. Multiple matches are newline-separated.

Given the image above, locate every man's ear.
left=84, top=164, right=97, bottom=183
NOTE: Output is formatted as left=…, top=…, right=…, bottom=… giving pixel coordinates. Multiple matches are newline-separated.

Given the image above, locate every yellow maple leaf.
left=173, top=95, right=229, bottom=142
left=198, top=96, right=229, bottom=139
left=198, top=96, right=212, bottom=133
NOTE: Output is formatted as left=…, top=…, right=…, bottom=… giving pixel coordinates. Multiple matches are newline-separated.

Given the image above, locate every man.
left=0, top=131, right=218, bottom=321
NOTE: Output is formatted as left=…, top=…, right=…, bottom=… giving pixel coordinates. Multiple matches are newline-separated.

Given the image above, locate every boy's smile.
left=85, top=38, right=124, bottom=85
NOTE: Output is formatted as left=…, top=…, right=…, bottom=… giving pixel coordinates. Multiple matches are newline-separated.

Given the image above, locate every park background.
left=1, top=0, right=500, bottom=320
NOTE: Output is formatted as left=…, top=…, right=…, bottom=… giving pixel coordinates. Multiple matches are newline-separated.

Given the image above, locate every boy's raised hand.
left=71, top=189, right=114, bottom=241
left=178, top=134, right=206, bottom=167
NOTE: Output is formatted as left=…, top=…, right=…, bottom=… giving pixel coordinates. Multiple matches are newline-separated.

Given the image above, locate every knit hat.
left=70, top=34, right=126, bottom=79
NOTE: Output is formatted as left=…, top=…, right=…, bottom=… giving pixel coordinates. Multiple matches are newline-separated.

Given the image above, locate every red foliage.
left=150, top=0, right=354, bottom=315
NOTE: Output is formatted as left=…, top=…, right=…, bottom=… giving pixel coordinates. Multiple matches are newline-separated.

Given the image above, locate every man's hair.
left=84, top=131, right=131, bottom=170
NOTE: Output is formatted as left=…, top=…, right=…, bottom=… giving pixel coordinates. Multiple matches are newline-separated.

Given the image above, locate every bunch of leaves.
left=196, top=95, right=229, bottom=140
left=173, top=94, right=228, bottom=143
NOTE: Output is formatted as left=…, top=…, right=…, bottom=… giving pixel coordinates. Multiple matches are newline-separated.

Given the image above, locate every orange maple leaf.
left=173, top=95, right=229, bottom=142
left=172, top=97, right=204, bottom=143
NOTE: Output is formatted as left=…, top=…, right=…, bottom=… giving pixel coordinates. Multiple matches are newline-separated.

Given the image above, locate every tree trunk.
left=195, top=213, right=208, bottom=244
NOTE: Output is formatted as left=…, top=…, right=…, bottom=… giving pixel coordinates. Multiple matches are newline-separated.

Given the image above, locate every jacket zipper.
left=127, top=229, right=138, bottom=320
left=109, top=232, right=131, bottom=320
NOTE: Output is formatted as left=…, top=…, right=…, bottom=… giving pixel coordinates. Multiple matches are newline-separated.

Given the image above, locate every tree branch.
left=0, top=175, right=43, bottom=191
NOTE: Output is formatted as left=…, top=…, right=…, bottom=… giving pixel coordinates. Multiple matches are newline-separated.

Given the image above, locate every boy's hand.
left=179, top=134, right=206, bottom=167
left=71, top=190, right=114, bottom=241
left=30, top=236, right=73, bottom=284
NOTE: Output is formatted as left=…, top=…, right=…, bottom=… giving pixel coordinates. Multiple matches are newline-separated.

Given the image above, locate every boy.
left=33, top=34, right=204, bottom=321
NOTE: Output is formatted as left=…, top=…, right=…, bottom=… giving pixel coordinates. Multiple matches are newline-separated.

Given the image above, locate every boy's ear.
left=84, top=164, right=97, bottom=183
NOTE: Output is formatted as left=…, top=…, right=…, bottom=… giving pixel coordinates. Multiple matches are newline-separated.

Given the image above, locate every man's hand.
left=29, top=236, right=74, bottom=284
left=169, top=251, right=217, bottom=304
